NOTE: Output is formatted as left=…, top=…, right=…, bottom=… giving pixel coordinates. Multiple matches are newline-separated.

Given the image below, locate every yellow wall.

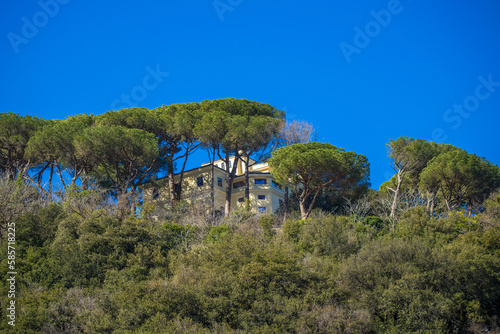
left=142, top=162, right=285, bottom=215
left=230, top=175, right=284, bottom=213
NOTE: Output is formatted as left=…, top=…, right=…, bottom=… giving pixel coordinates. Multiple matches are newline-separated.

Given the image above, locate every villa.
left=143, top=155, right=286, bottom=214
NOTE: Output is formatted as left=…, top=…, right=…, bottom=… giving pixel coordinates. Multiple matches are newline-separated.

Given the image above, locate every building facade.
left=143, top=156, right=285, bottom=214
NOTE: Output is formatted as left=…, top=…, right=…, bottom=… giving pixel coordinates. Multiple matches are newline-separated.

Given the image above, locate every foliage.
left=0, top=189, right=499, bottom=333
left=205, top=225, right=232, bottom=243
left=420, top=148, right=500, bottom=212
left=0, top=112, right=45, bottom=180
left=0, top=176, right=45, bottom=242
left=75, top=125, right=159, bottom=194
left=258, top=213, right=276, bottom=239
left=2, top=108, right=500, bottom=333
left=385, top=137, right=449, bottom=217
left=24, top=114, right=95, bottom=188
left=164, top=223, right=202, bottom=252
left=196, top=98, right=285, bottom=216
left=269, top=142, right=370, bottom=219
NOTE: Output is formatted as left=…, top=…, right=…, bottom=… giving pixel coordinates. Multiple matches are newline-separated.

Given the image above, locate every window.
left=233, top=181, right=246, bottom=189
left=197, top=177, right=203, bottom=186
left=258, top=195, right=266, bottom=200
left=258, top=207, right=266, bottom=213
left=221, top=162, right=225, bottom=170
left=255, top=179, right=267, bottom=185
left=272, top=180, right=282, bottom=189
left=238, top=197, right=244, bottom=203
left=152, top=188, right=159, bottom=199
left=228, top=161, right=232, bottom=169
left=217, top=177, right=223, bottom=187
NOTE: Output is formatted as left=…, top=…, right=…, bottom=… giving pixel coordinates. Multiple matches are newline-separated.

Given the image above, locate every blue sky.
left=2, top=0, right=500, bottom=188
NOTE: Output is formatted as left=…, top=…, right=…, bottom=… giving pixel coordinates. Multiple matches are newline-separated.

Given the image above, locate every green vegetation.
left=269, top=142, right=370, bottom=220
left=1, top=186, right=499, bottom=333
left=1, top=103, right=500, bottom=333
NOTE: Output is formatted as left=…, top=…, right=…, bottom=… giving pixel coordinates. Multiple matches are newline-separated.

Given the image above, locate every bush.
left=284, top=214, right=376, bottom=259
left=205, top=225, right=231, bottom=243
left=2, top=185, right=499, bottom=333
left=259, top=213, right=276, bottom=238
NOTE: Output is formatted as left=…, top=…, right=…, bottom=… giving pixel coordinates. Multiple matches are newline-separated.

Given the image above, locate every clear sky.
left=2, top=0, right=500, bottom=189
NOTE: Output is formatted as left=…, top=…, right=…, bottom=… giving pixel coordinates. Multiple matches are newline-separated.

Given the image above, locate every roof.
left=201, top=155, right=257, bottom=167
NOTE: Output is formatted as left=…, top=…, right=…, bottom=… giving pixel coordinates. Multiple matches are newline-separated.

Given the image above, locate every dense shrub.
left=1, top=197, right=499, bottom=333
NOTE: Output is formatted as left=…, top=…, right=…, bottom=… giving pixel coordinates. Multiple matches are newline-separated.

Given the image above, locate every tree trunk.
left=445, top=198, right=451, bottom=212
left=225, top=181, right=232, bottom=217
left=210, top=149, right=215, bottom=218
left=176, top=149, right=192, bottom=201
left=48, top=161, right=55, bottom=200
left=304, top=190, right=320, bottom=220
left=390, top=171, right=403, bottom=217
left=299, top=200, right=307, bottom=220
left=283, top=185, right=289, bottom=223
left=130, top=186, right=137, bottom=213
left=81, top=172, right=89, bottom=191
left=244, top=160, right=250, bottom=200
left=168, top=172, right=176, bottom=205
left=427, top=191, right=436, bottom=216
left=166, top=152, right=176, bottom=205
left=72, top=168, right=78, bottom=186
left=224, top=155, right=240, bottom=217
left=6, top=166, right=14, bottom=181
left=31, top=161, right=50, bottom=195
left=56, top=163, right=66, bottom=190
